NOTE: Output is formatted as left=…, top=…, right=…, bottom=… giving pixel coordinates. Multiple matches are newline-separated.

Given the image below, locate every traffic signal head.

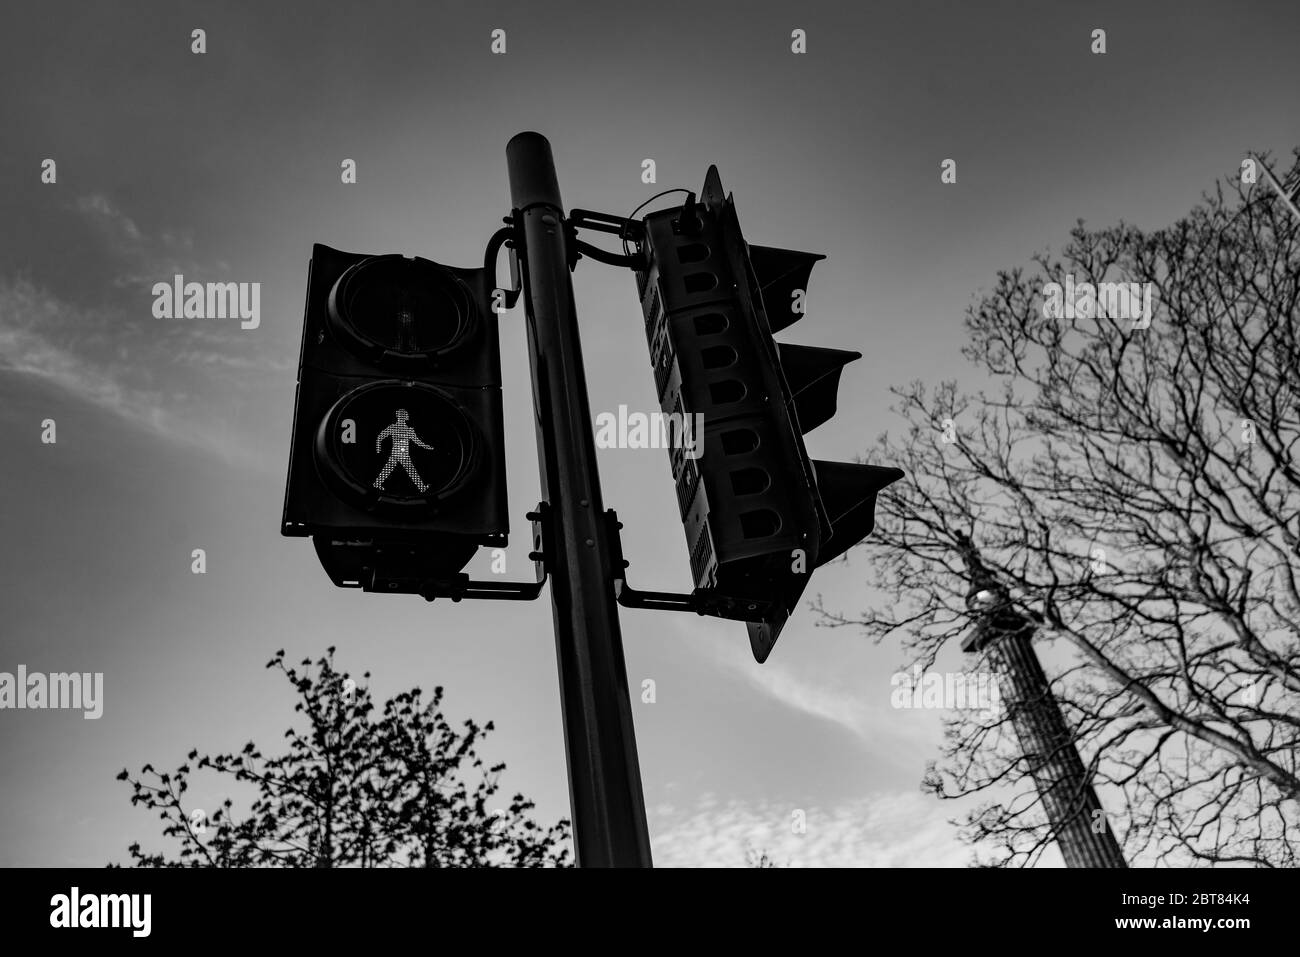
left=634, top=168, right=902, bottom=661
left=282, top=244, right=508, bottom=594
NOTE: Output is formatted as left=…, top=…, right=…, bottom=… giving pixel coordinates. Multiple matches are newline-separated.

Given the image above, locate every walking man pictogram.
left=374, top=409, right=433, bottom=493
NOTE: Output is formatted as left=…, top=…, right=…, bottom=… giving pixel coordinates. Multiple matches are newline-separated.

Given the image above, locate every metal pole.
left=506, top=131, right=653, bottom=867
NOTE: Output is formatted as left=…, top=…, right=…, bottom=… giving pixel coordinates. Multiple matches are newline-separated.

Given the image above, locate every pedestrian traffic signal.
left=634, top=168, right=902, bottom=661
left=281, top=244, right=508, bottom=594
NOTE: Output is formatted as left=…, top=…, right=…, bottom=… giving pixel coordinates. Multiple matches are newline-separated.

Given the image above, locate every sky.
left=1, top=0, right=1298, bottom=867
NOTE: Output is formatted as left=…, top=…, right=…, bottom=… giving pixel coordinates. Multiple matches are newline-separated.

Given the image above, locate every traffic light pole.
left=506, top=132, right=654, bottom=868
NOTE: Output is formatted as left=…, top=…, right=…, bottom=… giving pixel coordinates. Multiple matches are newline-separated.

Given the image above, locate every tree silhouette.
left=115, top=648, right=572, bottom=867
left=820, top=149, right=1300, bottom=867
left=743, top=842, right=783, bottom=867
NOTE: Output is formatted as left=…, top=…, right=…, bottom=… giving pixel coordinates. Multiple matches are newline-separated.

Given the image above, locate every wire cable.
left=621, top=188, right=693, bottom=259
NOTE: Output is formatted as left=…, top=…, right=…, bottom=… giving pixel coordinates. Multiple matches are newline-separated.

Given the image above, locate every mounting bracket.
left=605, top=509, right=750, bottom=617
left=484, top=222, right=523, bottom=311
left=417, top=502, right=549, bottom=602
left=567, top=209, right=647, bottom=270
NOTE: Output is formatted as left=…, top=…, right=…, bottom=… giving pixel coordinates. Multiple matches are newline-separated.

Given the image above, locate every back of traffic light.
left=632, top=167, right=903, bottom=661
left=281, top=244, right=510, bottom=595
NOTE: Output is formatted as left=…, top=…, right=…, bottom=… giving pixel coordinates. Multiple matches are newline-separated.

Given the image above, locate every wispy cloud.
left=0, top=278, right=263, bottom=468
left=687, top=621, right=943, bottom=760
left=168, top=348, right=294, bottom=373
left=650, top=791, right=971, bottom=867
left=738, top=656, right=880, bottom=742
left=71, top=193, right=206, bottom=289
left=0, top=194, right=288, bottom=468
left=75, top=193, right=144, bottom=244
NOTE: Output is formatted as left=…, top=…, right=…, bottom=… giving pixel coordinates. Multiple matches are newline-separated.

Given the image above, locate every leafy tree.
left=820, top=150, right=1300, bottom=867
left=743, top=842, right=783, bottom=868
left=116, top=648, right=571, bottom=867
